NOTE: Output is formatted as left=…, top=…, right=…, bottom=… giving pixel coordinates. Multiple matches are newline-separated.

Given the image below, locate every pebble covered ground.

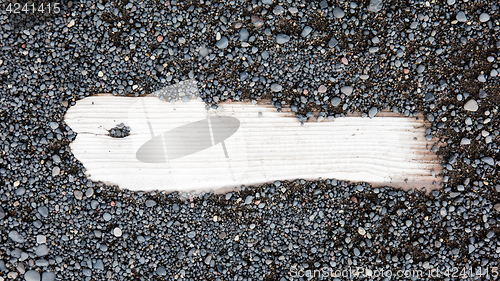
left=1, top=0, right=500, bottom=280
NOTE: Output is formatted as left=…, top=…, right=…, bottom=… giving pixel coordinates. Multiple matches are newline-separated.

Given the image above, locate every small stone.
left=417, top=65, right=425, bottom=73
left=468, top=244, right=475, bottom=254
left=157, top=35, right=164, bottom=43
left=479, top=89, right=487, bottom=98
left=35, top=245, right=49, bottom=257
left=24, top=270, right=40, bottom=281
left=145, top=200, right=156, bottom=207
left=333, top=7, right=345, bottom=18
left=113, top=227, right=122, bottom=237
left=481, top=157, right=495, bottom=166
left=341, top=57, right=348, bottom=65
left=479, top=13, right=490, bottom=23
left=495, top=204, right=500, bottom=212
left=103, top=213, right=112, bottom=221
left=0, top=206, right=4, bottom=219
left=456, top=11, right=467, bottom=22
left=463, top=99, right=478, bottom=112
left=74, top=190, right=83, bottom=200
left=368, top=0, right=383, bottom=12
left=318, top=85, right=327, bottom=93
left=36, top=235, right=46, bottom=244
left=328, top=37, right=338, bottom=48
left=67, top=19, right=75, bottom=28
left=358, top=227, right=366, bottom=236
left=251, top=16, right=264, bottom=28
left=271, top=84, right=282, bottom=92
left=331, top=97, right=341, bottom=107
left=276, top=34, right=290, bottom=44
left=261, top=50, right=269, bottom=60
left=272, top=5, right=284, bottom=15
left=187, top=231, right=196, bottom=238
left=9, top=231, right=25, bottom=243
left=244, top=196, right=254, bottom=204
left=368, top=107, right=378, bottom=118
left=49, top=122, right=58, bottom=130
left=85, top=188, right=94, bottom=197
left=460, top=138, right=471, bottom=145
left=477, top=74, right=486, bottom=82
left=341, top=86, right=353, bottom=95
left=216, top=36, right=229, bottom=49
left=239, top=29, right=249, bottom=41
left=37, top=206, right=48, bottom=218
left=41, top=272, right=55, bottom=281
left=51, top=167, right=60, bottom=177
left=156, top=266, right=167, bottom=276
left=239, top=71, right=249, bottom=81
left=301, top=26, right=313, bottom=37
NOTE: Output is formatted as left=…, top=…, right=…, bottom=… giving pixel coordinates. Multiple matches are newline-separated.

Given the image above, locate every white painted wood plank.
left=64, top=95, right=442, bottom=193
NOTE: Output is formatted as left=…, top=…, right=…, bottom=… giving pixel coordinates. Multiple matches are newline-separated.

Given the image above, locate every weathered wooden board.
left=64, top=95, right=442, bottom=193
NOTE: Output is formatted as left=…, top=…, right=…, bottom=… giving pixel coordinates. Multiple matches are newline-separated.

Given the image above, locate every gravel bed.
left=1, top=0, right=499, bottom=280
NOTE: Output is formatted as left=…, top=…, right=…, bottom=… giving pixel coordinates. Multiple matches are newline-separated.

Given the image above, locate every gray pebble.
left=24, top=270, right=40, bottom=281
left=461, top=138, right=471, bottom=145
left=85, top=188, right=94, bottom=197
left=271, top=84, right=282, bottom=92
left=37, top=206, right=48, bottom=218
left=35, top=245, right=49, bottom=257
left=261, top=50, right=269, bottom=60
left=456, top=11, right=467, bottom=22
left=216, top=36, right=229, bottom=49
left=479, top=13, right=490, bottom=23
left=341, top=86, right=353, bottom=95
left=41, top=272, right=55, bottom=281
left=276, top=34, right=290, bottom=44
left=331, top=97, right=341, bottom=107
left=239, top=71, right=249, bottom=81
left=103, top=213, right=112, bottom=221
left=156, top=266, right=167, bottom=276
left=8, top=231, right=25, bottom=243
left=333, top=7, right=345, bottom=19
left=328, top=37, right=338, bottom=48
left=301, top=26, right=313, bottom=38
left=74, top=190, right=83, bottom=200
left=51, top=167, right=60, bottom=177
left=368, top=0, right=383, bottom=12
left=239, top=29, right=249, bottom=41
left=244, top=196, right=254, bottom=204
left=49, top=122, right=58, bottom=130
left=368, top=107, right=378, bottom=118
left=479, top=89, right=487, bottom=99
left=145, top=200, right=156, bottom=207
left=481, top=157, right=495, bottom=166
left=463, top=99, right=478, bottom=112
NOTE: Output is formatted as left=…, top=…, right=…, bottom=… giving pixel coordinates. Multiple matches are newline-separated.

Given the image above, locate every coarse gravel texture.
left=1, top=0, right=500, bottom=280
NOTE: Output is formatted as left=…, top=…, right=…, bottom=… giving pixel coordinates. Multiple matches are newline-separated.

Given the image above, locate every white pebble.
left=113, top=227, right=122, bottom=237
